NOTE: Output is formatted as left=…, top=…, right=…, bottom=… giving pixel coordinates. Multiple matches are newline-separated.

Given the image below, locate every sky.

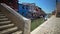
left=18, top=0, right=56, bottom=13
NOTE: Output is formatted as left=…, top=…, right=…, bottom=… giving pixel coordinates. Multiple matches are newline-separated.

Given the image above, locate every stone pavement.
left=31, top=15, right=60, bottom=34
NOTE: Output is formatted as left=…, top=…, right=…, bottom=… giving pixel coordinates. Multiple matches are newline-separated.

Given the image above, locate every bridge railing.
left=0, top=3, right=31, bottom=34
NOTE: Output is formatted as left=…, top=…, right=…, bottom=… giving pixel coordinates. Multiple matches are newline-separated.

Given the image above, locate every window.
left=26, top=7, right=28, bottom=9
left=22, top=5, right=24, bottom=9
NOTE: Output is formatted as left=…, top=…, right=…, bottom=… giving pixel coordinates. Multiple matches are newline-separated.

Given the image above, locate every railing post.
left=24, top=19, right=31, bottom=34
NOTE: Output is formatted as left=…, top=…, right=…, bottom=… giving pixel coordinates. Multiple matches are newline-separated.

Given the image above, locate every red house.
left=0, top=0, right=18, bottom=11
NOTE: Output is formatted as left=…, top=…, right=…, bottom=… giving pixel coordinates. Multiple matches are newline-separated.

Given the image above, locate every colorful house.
left=0, top=0, right=18, bottom=11
left=18, top=3, right=46, bottom=19
left=18, top=3, right=36, bottom=19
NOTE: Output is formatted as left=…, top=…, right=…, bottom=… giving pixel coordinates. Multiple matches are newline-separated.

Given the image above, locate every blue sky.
left=18, top=0, right=56, bottom=13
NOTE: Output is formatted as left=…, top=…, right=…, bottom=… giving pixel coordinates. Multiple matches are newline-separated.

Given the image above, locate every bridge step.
left=0, top=16, right=6, bottom=18
left=0, top=14, right=4, bottom=16
left=0, top=18, right=8, bottom=21
left=0, top=24, right=14, bottom=30
left=0, top=21, right=11, bottom=25
left=0, top=27, right=18, bottom=34
left=0, top=11, right=22, bottom=34
left=12, top=31, right=22, bottom=34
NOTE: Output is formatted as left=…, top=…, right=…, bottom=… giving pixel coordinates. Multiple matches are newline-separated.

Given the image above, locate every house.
left=56, top=1, right=60, bottom=17
left=0, top=0, right=18, bottom=11
left=18, top=3, right=46, bottom=19
left=18, top=3, right=36, bottom=19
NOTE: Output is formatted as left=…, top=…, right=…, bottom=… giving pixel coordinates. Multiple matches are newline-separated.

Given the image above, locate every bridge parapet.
left=0, top=3, right=31, bottom=34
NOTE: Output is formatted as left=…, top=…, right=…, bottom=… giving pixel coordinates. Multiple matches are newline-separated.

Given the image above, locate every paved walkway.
left=31, top=15, right=60, bottom=34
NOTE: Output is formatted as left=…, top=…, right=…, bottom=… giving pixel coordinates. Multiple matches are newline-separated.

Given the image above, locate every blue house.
left=18, top=4, right=28, bottom=17
left=18, top=3, right=43, bottom=19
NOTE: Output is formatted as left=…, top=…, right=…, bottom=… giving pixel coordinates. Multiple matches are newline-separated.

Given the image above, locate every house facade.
left=0, top=0, right=18, bottom=11
left=18, top=3, right=46, bottom=19
left=56, top=1, right=60, bottom=17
